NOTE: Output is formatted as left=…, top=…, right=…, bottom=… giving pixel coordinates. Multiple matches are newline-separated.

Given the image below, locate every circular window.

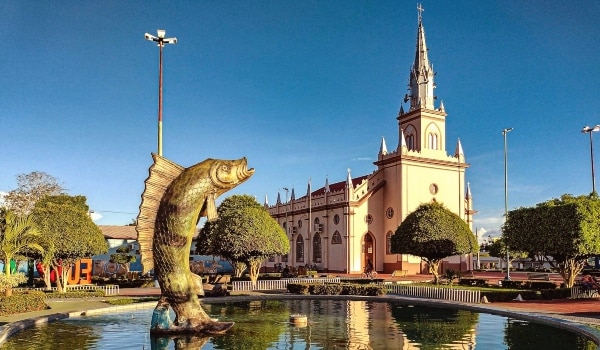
left=333, top=214, right=340, bottom=225
left=429, top=183, right=439, bottom=195
left=386, top=207, right=394, bottom=219
left=298, top=220, right=302, bottom=228
left=365, top=214, right=373, bottom=224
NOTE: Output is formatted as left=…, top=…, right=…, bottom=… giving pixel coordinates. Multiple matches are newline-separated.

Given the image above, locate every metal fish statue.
left=136, top=154, right=254, bottom=334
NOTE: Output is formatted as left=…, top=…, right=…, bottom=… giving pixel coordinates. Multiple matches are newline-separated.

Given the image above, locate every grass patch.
left=103, top=297, right=159, bottom=306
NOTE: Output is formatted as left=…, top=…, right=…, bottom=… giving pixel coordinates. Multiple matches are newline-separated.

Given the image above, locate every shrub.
left=0, top=272, right=27, bottom=292
left=287, top=283, right=310, bottom=295
left=287, top=282, right=386, bottom=296
left=44, top=290, right=105, bottom=298
left=458, top=278, right=489, bottom=287
left=0, top=291, right=47, bottom=315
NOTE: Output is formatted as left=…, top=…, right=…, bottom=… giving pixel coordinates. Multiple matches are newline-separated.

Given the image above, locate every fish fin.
left=206, top=190, right=218, bottom=222
left=136, top=153, right=185, bottom=274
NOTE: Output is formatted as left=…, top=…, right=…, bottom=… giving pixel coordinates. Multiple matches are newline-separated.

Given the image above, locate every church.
left=266, top=9, right=475, bottom=275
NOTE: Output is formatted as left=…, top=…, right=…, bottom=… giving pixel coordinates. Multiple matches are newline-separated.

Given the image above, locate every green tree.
left=200, top=195, right=290, bottom=285
left=3, top=172, right=64, bottom=215
left=487, top=238, right=527, bottom=272
left=391, top=202, right=478, bottom=284
left=32, top=195, right=107, bottom=292
left=503, top=194, right=600, bottom=287
left=0, top=209, right=45, bottom=296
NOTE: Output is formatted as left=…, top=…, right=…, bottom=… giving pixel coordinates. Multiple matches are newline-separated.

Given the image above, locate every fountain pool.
left=0, top=299, right=595, bottom=349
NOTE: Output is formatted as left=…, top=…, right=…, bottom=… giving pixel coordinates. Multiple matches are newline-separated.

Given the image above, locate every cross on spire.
left=417, top=3, right=424, bottom=21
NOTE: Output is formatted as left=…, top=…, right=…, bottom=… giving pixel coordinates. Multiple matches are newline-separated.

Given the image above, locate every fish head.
left=210, top=157, right=255, bottom=195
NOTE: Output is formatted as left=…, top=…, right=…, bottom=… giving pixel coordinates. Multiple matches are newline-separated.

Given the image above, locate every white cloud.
left=89, top=211, right=103, bottom=221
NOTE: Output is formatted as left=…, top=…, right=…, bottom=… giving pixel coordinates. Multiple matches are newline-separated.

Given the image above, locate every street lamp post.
left=582, top=125, right=600, bottom=195
left=502, top=127, right=513, bottom=281
left=145, top=29, right=177, bottom=157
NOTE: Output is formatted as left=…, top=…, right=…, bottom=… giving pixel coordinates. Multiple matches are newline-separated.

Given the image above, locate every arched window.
left=281, top=254, right=288, bottom=262
left=404, top=125, right=417, bottom=151
left=426, top=123, right=440, bottom=150
left=386, top=231, right=393, bottom=254
left=428, top=133, right=438, bottom=149
left=313, top=232, right=322, bottom=263
left=407, top=134, right=415, bottom=150
left=296, top=235, right=304, bottom=262
left=332, top=231, right=342, bottom=244
left=314, top=217, right=321, bottom=232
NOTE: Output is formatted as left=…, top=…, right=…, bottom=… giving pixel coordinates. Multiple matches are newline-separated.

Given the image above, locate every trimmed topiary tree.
left=200, top=195, right=290, bottom=286
left=503, top=194, right=600, bottom=287
left=391, top=202, right=478, bottom=284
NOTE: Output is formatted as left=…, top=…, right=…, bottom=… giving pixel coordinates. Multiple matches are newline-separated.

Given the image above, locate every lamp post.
left=582, top=125, right=600, bottom=195
left=502, top=127, right=513, bottom=281
left=145, top=29, right=177, bottom=157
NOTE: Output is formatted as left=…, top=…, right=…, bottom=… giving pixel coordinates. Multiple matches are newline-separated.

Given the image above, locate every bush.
left=0, top=272, right=27, bottom=292
left=499, top=280, right=557, bottom=290
left=43, top=290, right=105, bottom=298
left=481, top=287, right=570, bottom=302
left=0, top=291, right=47, bottom=315
left=458, top=278, right=489, bottom=287
left=340, top=278, right=384, bottom=285
left=287, top=282, right=386, bottom=296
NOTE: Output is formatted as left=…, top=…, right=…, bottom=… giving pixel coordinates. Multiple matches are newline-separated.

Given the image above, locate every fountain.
left=0, top=299, right=595, bottom=349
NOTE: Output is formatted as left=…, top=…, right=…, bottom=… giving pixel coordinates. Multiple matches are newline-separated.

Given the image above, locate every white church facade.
left=266, top=9, right=476, bottom=275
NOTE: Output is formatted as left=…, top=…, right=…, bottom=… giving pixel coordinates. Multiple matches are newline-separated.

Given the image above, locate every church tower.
left=398, top=4, right=447, bottom=155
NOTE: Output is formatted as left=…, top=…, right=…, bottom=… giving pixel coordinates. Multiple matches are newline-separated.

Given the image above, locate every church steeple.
left=405, top=4, right=436, bottom=111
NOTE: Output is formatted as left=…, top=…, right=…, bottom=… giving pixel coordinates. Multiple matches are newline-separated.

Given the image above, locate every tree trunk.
left=247, top=260, right=261, bottom=287
left=428, top=260, right=441, bottom=284
left=43, top=265, right=51, bottom=290
left=4, top=256, right=13, bottom=297
left=233, top=261, right=246, bottom=278
left=558, top=258, right=585, bottom=288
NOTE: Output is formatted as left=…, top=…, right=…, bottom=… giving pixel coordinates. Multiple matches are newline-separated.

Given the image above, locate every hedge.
left=287, top=282, right=386, bottom=296
left=0, top=291, right=48, bottom=316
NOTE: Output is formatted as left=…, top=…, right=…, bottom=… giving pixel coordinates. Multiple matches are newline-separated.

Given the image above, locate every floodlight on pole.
left=582, top=125, right=600, bottom=195
left=145, top=29, right=177, bottom=157
left=502, top=127, right=513, bottom=281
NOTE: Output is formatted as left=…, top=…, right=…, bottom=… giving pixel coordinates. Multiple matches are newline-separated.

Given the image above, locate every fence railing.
left=231, top=278, right=480, bottom=303
left=13, top=284, right=120, bottom=296
left=384, top=283, right=481, bottom=303
left=571, top=285, right=599, bottom=299
left=231, top=278, right=341, bottom=291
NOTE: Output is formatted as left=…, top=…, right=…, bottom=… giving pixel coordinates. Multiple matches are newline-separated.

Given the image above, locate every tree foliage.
left=200, top=195, right=289, bottom=285
left=503, top=194, right=600, bottom=287
left=391, top=202, right=478, bottom=284
left=32, top=194, right=107, bottom=292
left=3, top=172, right=64, bottom=215
left=0, top=209, right=45, bottom=296
left=487, top=238, right=527, bottom=271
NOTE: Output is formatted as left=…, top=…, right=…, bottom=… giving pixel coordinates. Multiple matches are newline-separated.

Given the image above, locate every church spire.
left=379, top=136, right=388, bottom=155
left=405, top=4, right=436, bottom=111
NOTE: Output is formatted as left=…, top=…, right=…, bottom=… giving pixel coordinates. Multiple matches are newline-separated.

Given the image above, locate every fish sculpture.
left=136, top=153, right=254, bottom=334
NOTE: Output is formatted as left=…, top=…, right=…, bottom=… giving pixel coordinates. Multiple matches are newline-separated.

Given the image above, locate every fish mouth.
left=238, top=157, right=255, bottom=181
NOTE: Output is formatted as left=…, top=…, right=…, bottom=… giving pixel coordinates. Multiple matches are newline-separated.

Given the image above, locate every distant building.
left=267, top=9, right=475, bottom=274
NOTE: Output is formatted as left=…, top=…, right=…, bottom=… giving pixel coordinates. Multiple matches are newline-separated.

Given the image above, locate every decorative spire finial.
left=417, top=3, right=424, bottom=22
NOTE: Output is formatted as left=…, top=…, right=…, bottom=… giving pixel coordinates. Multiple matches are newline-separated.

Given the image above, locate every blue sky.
left=2, top=1, right=600, bottom=241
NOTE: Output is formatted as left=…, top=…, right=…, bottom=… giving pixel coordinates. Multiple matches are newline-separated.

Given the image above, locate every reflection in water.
left=1, top=300, right=595, bottom=349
